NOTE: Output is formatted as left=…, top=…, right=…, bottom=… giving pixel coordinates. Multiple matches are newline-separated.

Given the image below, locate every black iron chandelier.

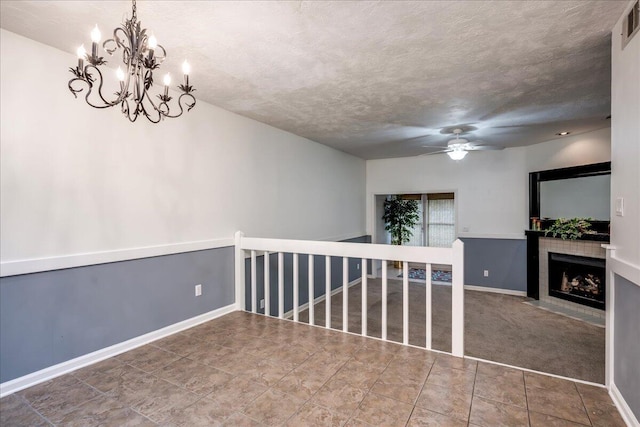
left=68, top=0, right=196, bottom=123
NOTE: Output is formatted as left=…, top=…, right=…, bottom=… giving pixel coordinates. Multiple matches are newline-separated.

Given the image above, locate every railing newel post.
left=451, top=239, right=465, bottom=357
left=234, top=231, right=245, bottom=311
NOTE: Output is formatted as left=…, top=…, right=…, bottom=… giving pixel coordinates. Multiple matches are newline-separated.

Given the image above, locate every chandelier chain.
left=132, top=0, right=137, bottom=22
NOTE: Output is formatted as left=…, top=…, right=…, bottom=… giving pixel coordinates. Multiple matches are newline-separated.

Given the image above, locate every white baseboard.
left=610, top=382, right=640, bottom=427
left=0, top=304, right=237, bottom=398
left=464, top=284, right=527, bottom=297
left=282, top=278, right=362, bottom=319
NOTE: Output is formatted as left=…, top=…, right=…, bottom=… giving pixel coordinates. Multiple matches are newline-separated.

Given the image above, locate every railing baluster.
left=325, top=255, right=331, bottom=329
left=293, top=253, right=299, bottom=322
left=382, top=261, right=388, bottom=341
left=425, top=263, right=432, bottom=350
left=264, top=251, right=270, bottom=316
left=342, top=257, right=348, bottom=333
left=278, top=252, right=284, bottom=319
left=251, top=250, right=257, bottom=313
left=361, top=258, right=367, bottom=336
left=403, top=261, right=409, bottom=345
left=308, top=254, right=315, bottom=326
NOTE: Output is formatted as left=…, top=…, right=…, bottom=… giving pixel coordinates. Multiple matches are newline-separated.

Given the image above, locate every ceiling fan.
left=421, top=129, right=504, bottom=160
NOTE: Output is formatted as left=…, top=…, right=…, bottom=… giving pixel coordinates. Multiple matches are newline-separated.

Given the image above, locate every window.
left=426, top=193, right=455, bottom=248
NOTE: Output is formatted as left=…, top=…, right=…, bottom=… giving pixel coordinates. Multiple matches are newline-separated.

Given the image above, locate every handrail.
left=239, top=236, right=453, bottom=264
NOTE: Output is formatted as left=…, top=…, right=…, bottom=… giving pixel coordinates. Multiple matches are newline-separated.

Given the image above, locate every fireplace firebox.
left=548, top=252, right=605, bottom=310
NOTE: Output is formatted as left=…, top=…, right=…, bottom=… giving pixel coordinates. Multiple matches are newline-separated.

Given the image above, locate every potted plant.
left=382, top=196, right=420, bottom=267
left=544, top=217, right=595, bottom=240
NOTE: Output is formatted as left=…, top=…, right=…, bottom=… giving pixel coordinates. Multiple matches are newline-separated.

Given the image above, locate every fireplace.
left=548, top=252, right=605, bottom=310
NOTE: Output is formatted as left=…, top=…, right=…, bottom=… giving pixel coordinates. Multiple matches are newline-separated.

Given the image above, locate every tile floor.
left=0, top=311, right=626, bottom=426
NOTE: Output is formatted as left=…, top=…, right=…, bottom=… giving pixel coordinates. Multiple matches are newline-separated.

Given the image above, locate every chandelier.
left=68, top=0, right=196, bottom=123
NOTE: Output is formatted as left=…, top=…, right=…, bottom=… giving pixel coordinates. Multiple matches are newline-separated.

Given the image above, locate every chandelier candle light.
left=68, top=0, right=196, bottom=123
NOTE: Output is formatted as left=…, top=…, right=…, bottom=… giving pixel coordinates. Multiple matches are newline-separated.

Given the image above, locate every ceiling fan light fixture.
left=448, top=150, right=467, bottom=160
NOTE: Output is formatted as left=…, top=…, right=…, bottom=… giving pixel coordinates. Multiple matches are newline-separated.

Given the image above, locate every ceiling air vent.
left=622, top=0, right=640, bottom=48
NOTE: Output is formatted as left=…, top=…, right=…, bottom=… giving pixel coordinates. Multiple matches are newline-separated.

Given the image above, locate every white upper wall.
left=611, top=5, right=640, bottom=268
left=0, top=29, right=366, bottom=263
left=366, top=127, right=611, bottom=239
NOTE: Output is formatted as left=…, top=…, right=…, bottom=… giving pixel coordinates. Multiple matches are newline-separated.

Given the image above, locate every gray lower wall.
left=244, top=235, right=371, bottom=314
left=0, top=247, right=234, bottom=383
left=614, top=274, right=640, bottom=420
left=461, top=238, right=527, bottom=292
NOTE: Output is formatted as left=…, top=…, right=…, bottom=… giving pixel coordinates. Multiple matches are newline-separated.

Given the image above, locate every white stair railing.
left=234, top=231, right=465, bottom=357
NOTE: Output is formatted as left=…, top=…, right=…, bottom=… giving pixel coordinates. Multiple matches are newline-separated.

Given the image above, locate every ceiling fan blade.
left=466, top=144, right=505, bottom=151
left=419, top=149, right=451, bottom=156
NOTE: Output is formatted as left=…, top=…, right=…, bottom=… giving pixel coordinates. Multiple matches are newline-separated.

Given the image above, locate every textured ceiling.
left=0, top=1, right=627, bottom=159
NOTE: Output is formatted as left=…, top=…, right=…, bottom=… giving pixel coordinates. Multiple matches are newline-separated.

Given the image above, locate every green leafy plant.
left=382, top=196, right=420, bottom=245
left=544, top=217, right=595, bottom=240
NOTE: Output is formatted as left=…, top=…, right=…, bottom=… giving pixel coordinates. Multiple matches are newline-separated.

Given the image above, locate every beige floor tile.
left=344, top=417, right=376, bottom=427
left=526, top=385, right=591, bottom=425
left=82, top=363, right=148, bottom=393
left=152, top=333, right=207, bottom=356
left=407, top=406, right=467, bottom=427
left=221, top=412, right=263, bottom=426
left=434, top=354, right=478, bottom=372
left=311, top=377, right=368, bottom=416
left=105, top=370, right=166, bottom=405
left=321, top=338, right=364, bottom=356
left=302, top=349, right=351, bottom=373
left=72, top=356, right=125, bottom=381
left=242, top=358, right=294, bottom=387
left=211, top=352, right=262, bottom=375
left=55, top=395, right=155, bottom=427
left=168, top=396, right=233, bottom=426
left=351, top=347, right=395, bottom=369
left=468, top=396, right=529, bottom=427
left=351, top=392, right=413, bottom=426
left=575, top=382, right=613, bottom=406
left=386, top=352, right=434, bottom=377
left=117, top=345, right=182, bottom=373
left=583, top=399, right=627, bottom=427
left=426, top=364, right=476, bottom=392
left=473, top=371, right=527, bottom=407
left=525, top=371, right=578, bottom=393
left=242, top=389, right=305, bottom=426
left=131, top=380, right=199, bottom=423
left=370, top=373, right=425, bottom=404
left=529, top=411, right=591, bottom=426
left=273, top=366, right=334, bottom=400
left=415, top=382, right=472, bottom=422
left=18, top=374, right=100, bottom=423
left=284, top=401, right=350, bottom=427
left=476, top=361, right=524, bottom=380
left=205, top=374, right=268, bottom=414
left=156, top=357, right=234, bottom=396
left=261, top=344, right=314, bottom=369
left=0, top=394, right=50, bottom=427
left=185, top=342, right=237, bottom=366
left=331, top=359, right=385, bottom=390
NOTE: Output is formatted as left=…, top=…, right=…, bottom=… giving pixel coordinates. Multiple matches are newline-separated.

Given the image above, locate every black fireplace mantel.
left=525, top=230, right=610, bottom=242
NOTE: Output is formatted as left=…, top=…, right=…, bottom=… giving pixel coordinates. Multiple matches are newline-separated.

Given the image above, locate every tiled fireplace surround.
left=538, top=237, right=606, bottom=319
